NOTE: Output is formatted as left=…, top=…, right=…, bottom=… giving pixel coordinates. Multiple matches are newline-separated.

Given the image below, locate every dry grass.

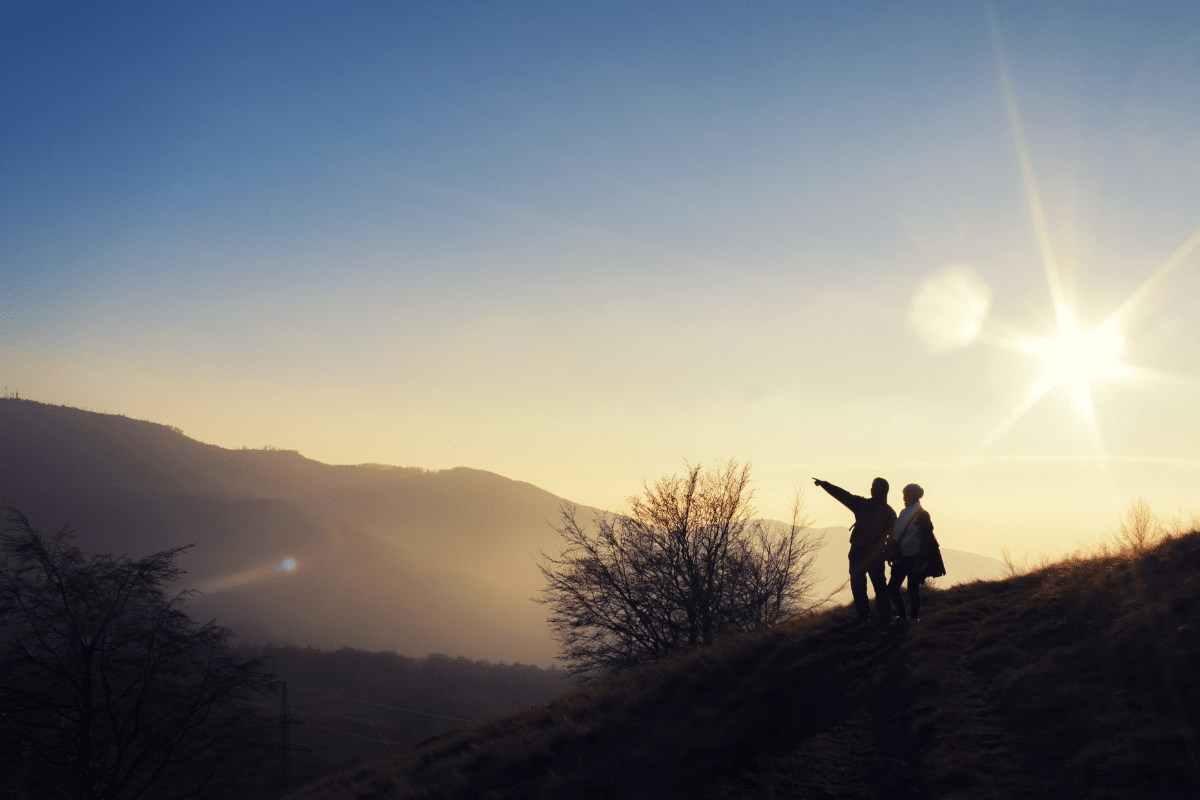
left=286, top=527, right=1200, bottom=800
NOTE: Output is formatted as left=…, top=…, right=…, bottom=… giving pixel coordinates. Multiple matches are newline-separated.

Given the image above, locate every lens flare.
left=908, top=265, right=992, bottom=352
left=197, top=556, right=301, bottom=593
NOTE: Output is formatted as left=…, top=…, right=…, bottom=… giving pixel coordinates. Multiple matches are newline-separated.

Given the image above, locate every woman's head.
left=902, top=483, right=924, bottom=505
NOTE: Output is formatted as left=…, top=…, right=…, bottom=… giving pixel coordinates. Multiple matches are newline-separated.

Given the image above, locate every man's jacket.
left=818, top=481, right=897, bottom=551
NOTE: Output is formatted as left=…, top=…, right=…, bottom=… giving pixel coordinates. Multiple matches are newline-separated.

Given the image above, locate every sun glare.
left=1021, top=309, right=1131, bottom=417
left=947, top=10, right=1200, bottom=481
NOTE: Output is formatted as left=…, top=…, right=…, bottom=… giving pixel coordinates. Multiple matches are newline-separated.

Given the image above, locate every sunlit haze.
left=4, top=1, right=1199, bottom=565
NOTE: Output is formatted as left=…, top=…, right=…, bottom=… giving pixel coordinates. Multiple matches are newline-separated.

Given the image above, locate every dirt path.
left=703, top=587, right=1045, bottom=799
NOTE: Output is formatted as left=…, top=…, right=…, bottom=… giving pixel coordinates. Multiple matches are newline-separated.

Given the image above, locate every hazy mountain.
left=0, top=398, right=580, bottom=665
left=0, top=398, right=1004, bottom=667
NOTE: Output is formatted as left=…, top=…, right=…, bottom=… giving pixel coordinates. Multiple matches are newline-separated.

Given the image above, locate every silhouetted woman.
left=887, top=483, right=934, bottom=624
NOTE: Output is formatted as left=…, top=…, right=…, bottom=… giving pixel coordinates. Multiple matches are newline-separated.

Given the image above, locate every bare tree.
left=537, top=460, right=823, bottom=680
left=0, top=508, right=276, bottom=800
left=1116, top=496, right=1162, bottom=553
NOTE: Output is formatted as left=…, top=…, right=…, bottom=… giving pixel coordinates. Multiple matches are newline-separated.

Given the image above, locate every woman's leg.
left=906, top=556, right=922, bottom=619
left=887, top=560, right=908, bottom=619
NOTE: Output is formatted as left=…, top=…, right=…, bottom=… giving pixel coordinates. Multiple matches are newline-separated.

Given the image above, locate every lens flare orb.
left=280, top=557, right=297, bottom=572
left=908, top=265, right=993, bottom=352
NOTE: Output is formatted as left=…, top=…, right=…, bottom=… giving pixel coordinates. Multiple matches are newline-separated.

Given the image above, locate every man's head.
left=870, top=477, right=889, bottom=498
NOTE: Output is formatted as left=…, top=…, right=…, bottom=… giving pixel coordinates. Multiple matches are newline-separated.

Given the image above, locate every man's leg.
left=848, top=549, right=870, bottom=621
left=886, top=560, right=908, bottom=620
left=867, top=558, right=891, bottom=622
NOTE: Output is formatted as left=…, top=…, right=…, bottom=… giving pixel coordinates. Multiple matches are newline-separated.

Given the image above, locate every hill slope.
left=286, top=530, right=1200, bottom=800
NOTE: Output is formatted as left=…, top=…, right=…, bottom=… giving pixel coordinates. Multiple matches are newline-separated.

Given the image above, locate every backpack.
left=919, top=532, right=947, bottom=580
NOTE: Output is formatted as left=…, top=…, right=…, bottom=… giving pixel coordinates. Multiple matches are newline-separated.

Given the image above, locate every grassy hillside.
left=286, top=529, right=1200, bottom=800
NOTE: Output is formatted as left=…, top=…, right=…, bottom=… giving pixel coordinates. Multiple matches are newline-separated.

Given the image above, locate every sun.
left=1020, top=308, right=1131, bottom=419
left=945, top=10, right=1200, bottom=475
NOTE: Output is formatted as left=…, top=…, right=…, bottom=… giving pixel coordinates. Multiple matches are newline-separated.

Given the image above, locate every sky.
left=4, top=0, right=1200, bottom=562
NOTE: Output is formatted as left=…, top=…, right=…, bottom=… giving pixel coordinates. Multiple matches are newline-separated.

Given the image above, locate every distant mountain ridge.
left=0, top=398, right=580, bottom=665
left=0, top=398, right=1004, bottom=666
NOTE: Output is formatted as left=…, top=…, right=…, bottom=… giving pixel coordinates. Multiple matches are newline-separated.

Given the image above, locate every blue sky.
left=4, top=0, right=1200, bottom=556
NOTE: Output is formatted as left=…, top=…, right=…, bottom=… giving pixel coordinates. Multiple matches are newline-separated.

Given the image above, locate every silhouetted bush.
left=0, top=508, right=276, bottom=800
left=539, top=460, right=823, bottom=679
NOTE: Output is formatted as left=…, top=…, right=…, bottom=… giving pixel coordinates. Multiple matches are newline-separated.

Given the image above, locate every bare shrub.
left=1115, top=496, right=1163, bottom=554
left=998, top=546, right=1056, bottom=577
left=1166, top=506, right=1200, bottom=537
left=538, top=460, right=824, bottom=681
left=999, top=545, right=1021, bottom=577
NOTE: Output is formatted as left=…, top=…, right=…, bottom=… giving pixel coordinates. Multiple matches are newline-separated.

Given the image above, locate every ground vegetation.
left=285, top=520, right=1200, bottom=800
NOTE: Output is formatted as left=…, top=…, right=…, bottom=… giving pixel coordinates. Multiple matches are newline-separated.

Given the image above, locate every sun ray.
left=987, top=6, right=1070, bottom=328
left=1105, top=224, right=1200, bottom=329
left=969, top=454, right=1200, bottom=469
left=1122, top=365, right=1200, bottom=393
left=975, top=317, right=1043, bottom=351
left=947, top=373, right=1057, bottom=481
left=1080, top=403, right=1118, bottom=499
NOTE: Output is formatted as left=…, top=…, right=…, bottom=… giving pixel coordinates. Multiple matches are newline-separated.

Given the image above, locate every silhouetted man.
left=813, top=477, right=896, bottom=625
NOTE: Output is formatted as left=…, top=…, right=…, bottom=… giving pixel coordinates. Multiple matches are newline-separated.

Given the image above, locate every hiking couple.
left=812, top=477, right=944, bottom=627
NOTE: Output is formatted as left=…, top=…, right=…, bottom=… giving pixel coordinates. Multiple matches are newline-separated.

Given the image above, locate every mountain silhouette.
left=0, top=397, right=1003, bottom=666
left=0, top=398, right=582, bottom=664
